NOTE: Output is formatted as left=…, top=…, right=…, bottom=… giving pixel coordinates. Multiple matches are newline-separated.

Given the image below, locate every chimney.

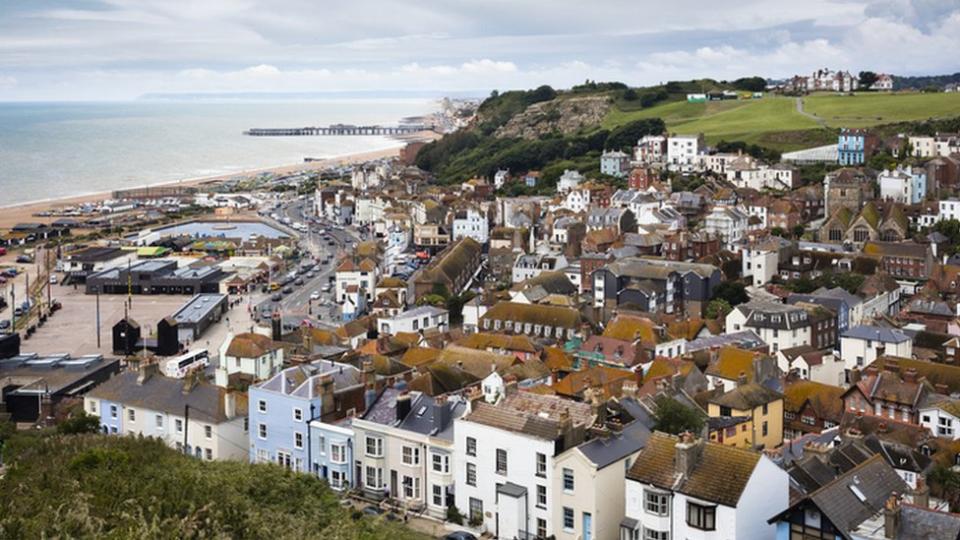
left=137, top=362, right=159, bottom=385
left=302, top=327, right=313, bottom=353
left=433, top=394, right=451, bottom=432
left=849, top=368, right=862, bottom=385
left=803, top=441, right=832, bottom=462
left=551, top=367, right=561, bottom=385
left=912, top=475, right=930, bottom=509
left=935, top=383, right=949, bottom=395
left=865, top=366, right=880, bottom=378
left=737, top=371, right=748, bottom=387
left=621, top=380, right=639, bottom=399
left=271, top=312, right=282, bottom=341
left=319, top=373, right=335, bottom=416
left=224, top=391, right=236, bottom=419
left=883, top=494, right=901, bottom=539
left=559, top=408, right=577, bottom=451
left=396, top=384, right=412, bottom=422
left=903, top=368, right=918, bottom=384
left=709, top=346, right=720, bottom=364
left=182, top=371, right=200, bottom=395
left=675, top=431, right=704, bottom=478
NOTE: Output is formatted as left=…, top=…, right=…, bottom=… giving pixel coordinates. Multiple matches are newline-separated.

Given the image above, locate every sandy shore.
left=0, top=145, right=408, bottom=230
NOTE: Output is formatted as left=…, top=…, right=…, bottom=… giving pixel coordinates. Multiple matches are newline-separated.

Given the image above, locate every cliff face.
left=495, top=95, right=612, bottom=140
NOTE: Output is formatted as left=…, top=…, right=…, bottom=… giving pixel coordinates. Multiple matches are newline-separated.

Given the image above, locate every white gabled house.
left=623, top=432, right=788, bottom=540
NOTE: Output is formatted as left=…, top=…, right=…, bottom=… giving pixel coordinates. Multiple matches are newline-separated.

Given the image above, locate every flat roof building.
left=0, top=353, right=121, bottom=423
left=85, top=259, right=226, bottom=295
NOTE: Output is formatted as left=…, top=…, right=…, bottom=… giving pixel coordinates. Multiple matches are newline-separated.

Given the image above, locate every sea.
left=0, top=99, right=437, bottom=206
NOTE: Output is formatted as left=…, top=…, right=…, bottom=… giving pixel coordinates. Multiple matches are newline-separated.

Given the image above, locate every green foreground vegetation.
left=0, top=431, right=425, bottom=539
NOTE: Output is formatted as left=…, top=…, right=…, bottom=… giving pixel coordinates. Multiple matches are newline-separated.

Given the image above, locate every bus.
left=163, top=349, right=210, bottom=379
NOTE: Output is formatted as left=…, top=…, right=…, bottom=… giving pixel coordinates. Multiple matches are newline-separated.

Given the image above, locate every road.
left=795, top=97, right=827, bottom=128
left=253, top=196, right=360, bottom=331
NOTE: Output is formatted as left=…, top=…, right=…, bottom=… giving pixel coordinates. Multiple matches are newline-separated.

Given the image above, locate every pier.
left=243, top=123, right=432, bottom=136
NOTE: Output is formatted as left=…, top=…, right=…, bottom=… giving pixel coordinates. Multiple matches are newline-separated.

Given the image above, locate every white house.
left=335, top=257, right=379, bottom=303
left=84, top=365, right=248, bottom=461
left=218, top=332, right=284, bottom=382
left=553, top=418, right=649, bottom=540
left=726, top=300, right=813, bottom=353
left=557, top=169, right=586, bottom=193
left=666, top=135, right=703, bottom=171
left=634, top=135, right=666, bottom=164
left=452, top=208, right=489, bottom=244
left=776, top=346, right=846, bottom=387
left=879, top=166, right=926, bottom=205
left=354, top=387, right=467, bottom=518
left=623, top=432, right=788, bottom=540
left=839, top=325, right=913, bottom=372
left=494, top=169, right=510, bottom=190
left=454, top=393, right=596, bottom=539
left=378, top=305, right=449, bottom=336
left=512, top=253, right=568, bottom=284
left=740, top=236, right=790, bottom=287
left=703, top=206, right=749, bottom=246
left=919, top=400, right=960, bottom=440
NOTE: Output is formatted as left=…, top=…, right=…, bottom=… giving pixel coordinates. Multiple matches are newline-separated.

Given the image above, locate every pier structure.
left=244, top=123, right=431, bottom=136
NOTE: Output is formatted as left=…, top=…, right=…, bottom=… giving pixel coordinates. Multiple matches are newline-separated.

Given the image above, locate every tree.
left=733, top=76, right=767, bottom=92
left=858, top=71, right=879, bottom=89
left=705, top=299, right=732, bottom=319
left=712, top=281, right=749, bottom=306
left=57, top=413, right=101, bottom=435
left=792, top=224, right=806, bottom=239
left=770, top=227, right=785, bottom=238
left=622, top=88, right=639, bottom=101
left=605, top=118, right=667, bottom=151
left=653, top=396, right=705, bottom=435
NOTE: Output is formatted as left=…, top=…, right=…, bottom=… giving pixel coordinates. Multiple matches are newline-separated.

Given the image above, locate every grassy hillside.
left=603, top=91, right=960, bottom=151
left=803, top=92, right=960, bottom=128
left=0, top=432, right=426, bottom=539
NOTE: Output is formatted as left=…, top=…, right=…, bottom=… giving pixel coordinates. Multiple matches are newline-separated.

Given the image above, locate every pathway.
left=796, top=97, right=827, bottom=128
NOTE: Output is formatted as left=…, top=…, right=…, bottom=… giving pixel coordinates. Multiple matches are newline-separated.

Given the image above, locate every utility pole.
left=183, top=404, right=190, bottom=455
left=95, top=290, right=101, bottom=349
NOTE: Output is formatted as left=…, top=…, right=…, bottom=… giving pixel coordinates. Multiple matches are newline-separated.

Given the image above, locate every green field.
left=803, top=92, right=960, bottom=128
left=603, top=92, right=960, bottom=151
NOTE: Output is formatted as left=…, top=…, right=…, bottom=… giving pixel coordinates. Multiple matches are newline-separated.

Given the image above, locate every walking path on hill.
left=796, top=97, right=828, bottom=128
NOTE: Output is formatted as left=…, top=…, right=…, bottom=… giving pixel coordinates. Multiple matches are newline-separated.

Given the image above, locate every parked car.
left=270, top=293, right=282, bottom=302
left=0, top=320, right=10, bottom=331
left=322, top=284, right=332, bottom=293
left=282, top=286, right=293, bottom=294
left=310, top=291, right=321, bottom=301
left=16, top=255, right=32, bottom=263
left=443, top=533, right=478, bottom=540
left=294, top=278, right=304, bottom=286
left=49, top=275, right=58, bottom=284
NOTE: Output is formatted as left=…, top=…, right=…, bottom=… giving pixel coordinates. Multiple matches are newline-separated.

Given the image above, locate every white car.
left=310, top=291, right=321, bottom=301
left=49, top=275, right=58, bottom=284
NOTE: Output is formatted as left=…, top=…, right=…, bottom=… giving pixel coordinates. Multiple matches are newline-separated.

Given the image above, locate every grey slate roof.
left=841, top=325, right=911, bottom=343
left=87, top=371, right=241, bottom=423
left=897, top=504, right=960, bottom=540
left=577, top=419, right=651, bottom=469
left=807, top=455, right=908, bottom=534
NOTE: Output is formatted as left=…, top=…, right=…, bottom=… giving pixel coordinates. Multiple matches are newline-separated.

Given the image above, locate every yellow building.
left=707, top=382, right=784, bottom=450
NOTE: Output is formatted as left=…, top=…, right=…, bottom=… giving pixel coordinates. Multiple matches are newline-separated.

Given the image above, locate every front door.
left=390, top=469, right=398, bottom=498
left=583, top=512, right=592, bottom=540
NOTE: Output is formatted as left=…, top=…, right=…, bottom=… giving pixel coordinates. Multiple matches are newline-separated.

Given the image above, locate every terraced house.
left=353, top=384, right=466, bottom=518
left=592, top=257, right=720, bottom=319
left=479, top=301, right=583, bottom=341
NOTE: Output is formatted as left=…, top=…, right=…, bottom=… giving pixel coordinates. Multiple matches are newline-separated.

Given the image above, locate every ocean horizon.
left=0, top=99, right=436, bottom=206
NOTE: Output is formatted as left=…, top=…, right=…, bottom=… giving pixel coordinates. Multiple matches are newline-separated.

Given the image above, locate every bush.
left=446, top=505, right=464, bottom=525
left=57, top=413, right=101, bottom=435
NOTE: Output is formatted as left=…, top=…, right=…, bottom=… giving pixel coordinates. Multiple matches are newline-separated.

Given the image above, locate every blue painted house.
left=248, top=360, right=366, bottom=473
left=309, top=417, right=356, bottom=491
left=837, top=128, right=876, bottom=166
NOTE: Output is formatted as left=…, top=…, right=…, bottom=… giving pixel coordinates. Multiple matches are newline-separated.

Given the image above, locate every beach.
left=0, top=145, right=406, bottom=230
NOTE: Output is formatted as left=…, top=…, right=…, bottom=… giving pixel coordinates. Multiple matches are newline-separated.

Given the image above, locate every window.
left=365, top=436, right=383, bottom=457
left=155, top=415, right=163, bottom=428
left=258, top=400, right=266, bottom=413
left=562, top=467, right=575, bottom=491
left=89, top=400, right=98, bottom=414
left=204, top=425, right=212, bottom=439
left=402, top=475, right=420, bottom=499
left=402, top=445, right=421, bottom=466
left=537, top=518, right=547, bottom=539
left=469, top=498, right=483, bottom=524
left=645, top=490, right=669, bottom=515
left=762, top=421, right=769, bottom=437
left=128, top=409, right=136, bottom=422
left=466, top=463, right=477, bottom=486
left=643, top=529, right=668, bottom=540
left=331, top=444, right=346, bottom=464
left=293, top=408, right=303, bottom=422
left=258, top=423, right=267, bottom=439
left=110, top=405, right=118, bottom=418
left=563, top=507, right=575, bottom=531
left=466, top=436, right=476, bottom=456
left=330, top=470, right=345, bottom=489
left=762, top=403, right=768, bottom=415
left=432, top=484, right=444, bottom=507
left=536, top=484, right=547, bottom=508
left=432, top=453, right=450, bottom=473
left=318, top=435, right=326, bottom=455
left=294, top=432, right=304, bottom=449
left=533, top=452, right=547, bottom=477
left=365, top=466, right=382, bottom=489
left=175, top=419, right=183, bottom=433
left=687, top=502, right=716, bottom=530
left=204, top=448, right=212, bottom=461
left=496, top=448, right=508, bottom=475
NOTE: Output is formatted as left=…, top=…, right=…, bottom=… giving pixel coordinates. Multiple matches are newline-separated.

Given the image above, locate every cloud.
left=1, top=0, right=959, bottom=100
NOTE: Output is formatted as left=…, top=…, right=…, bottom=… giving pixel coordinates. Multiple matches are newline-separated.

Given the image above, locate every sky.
left=0, top=0, right=959, bottom=101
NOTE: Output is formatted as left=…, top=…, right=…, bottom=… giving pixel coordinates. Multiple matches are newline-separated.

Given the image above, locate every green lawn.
left=803, top=92, right=960, bottom=128
left=603, top=91, right=960, bottom=151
